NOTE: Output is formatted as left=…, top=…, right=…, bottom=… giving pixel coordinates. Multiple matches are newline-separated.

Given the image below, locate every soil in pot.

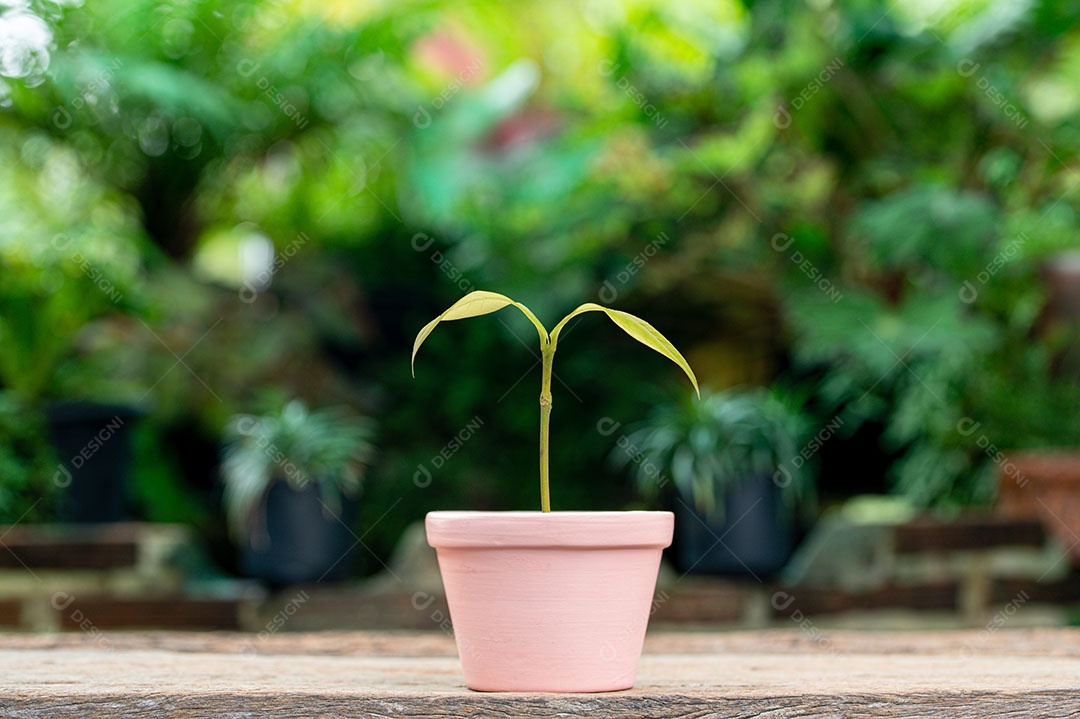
left=241, top=479, right=357, bottom=586
left=426, top=510, right=673, bottom=692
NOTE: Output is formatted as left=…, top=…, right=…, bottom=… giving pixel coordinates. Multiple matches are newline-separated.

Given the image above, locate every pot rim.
left=425, top=510, right=674, bottom=549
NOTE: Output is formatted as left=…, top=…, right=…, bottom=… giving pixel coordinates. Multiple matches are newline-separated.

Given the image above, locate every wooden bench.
left=0, top=523, right=263, bottom=631
left=2, top=517, right=1077, bottom=633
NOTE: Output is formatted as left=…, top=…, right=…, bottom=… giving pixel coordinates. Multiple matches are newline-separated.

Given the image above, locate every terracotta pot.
left=425, top=511, right=673, bottom=692
left=998, top=451, right=1080, bottom=564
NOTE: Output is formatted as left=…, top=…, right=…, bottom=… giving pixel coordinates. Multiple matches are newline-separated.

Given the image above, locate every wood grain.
left=3, top=691, right=1079, bottom=719
left=0, top=629, right=1077, bottom=717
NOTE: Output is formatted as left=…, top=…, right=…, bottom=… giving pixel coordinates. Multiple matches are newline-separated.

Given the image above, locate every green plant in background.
left=620, top=387, right=814, bottom=519
left=783, top=179, right=1080, bottom=507
left=785, top=288, right=999, bottom=507
left=221, top=399, right=376, bottom=541
left=0, top=392, right=56, bottom=522
left=0, top=132, right=148, bottom=523
left=2, top=0, right=1080, bottom=558
left=412, top=290, right=699, bottom=512
left=0, top=130, right=146, bottom=404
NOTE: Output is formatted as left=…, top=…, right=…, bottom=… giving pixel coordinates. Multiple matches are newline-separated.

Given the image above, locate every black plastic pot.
left=46, top=401, right=141, bottom=523
left=241, top=479, right=357, bottom=586
left=673, top=474, right=793, bottom=576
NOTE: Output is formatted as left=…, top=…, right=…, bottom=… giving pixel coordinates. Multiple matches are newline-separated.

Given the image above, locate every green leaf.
left=411, top=291, right=547, bottom=376
left=550, top=303, right=699, bottom=397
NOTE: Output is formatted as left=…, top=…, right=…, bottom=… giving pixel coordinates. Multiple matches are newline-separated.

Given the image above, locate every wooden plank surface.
left=0, top=599, right=19, bottom=627
left=892, top=516, right=1046, bottom=553
left=0, top=626, right=1075, bottom=712
left=767, top=581, right=960, bottom=616
left=57, top=598, right=242, bottom=630
left=0, top=524, right=149, bottom=569
left=0, top=629, right=1077, bottom=717
left=0, top=538, right=136, bottom=569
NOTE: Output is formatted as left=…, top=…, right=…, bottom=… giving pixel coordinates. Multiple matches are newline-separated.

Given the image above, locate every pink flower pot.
left=425, top=510, right=673, bottom=692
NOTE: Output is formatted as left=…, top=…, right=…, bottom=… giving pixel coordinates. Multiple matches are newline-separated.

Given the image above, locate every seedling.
left=412, top=291, right=698, bottom=512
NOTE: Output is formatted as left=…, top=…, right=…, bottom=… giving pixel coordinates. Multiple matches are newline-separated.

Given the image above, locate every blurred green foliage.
left=0, top=393, right=55, bottom=522
left=621, top=387, right=815, bottom=519
left=1, top=0, right=1080, bottom=565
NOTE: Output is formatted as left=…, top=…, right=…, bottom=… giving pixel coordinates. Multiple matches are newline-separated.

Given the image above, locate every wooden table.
left=0, top=629, right=1077, bottom=717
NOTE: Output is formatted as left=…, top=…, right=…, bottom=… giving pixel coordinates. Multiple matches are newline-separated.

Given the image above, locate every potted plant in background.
left=414, top=290, right=698, bottom=692
left=0, top=221, right=145, bottom=522
left=0, top=393, right=57, bottom=523
left=982, top=374, right=1080, bottom=566
left=221, top=398, right=375, bottom=586
left=621, top=387, right=814, bottom=576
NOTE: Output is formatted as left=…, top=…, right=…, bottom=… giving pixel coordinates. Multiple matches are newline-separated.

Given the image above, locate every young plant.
left=412, top=291, right=698, bottom=512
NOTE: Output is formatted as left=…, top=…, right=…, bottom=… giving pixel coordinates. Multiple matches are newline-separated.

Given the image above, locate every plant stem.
left=539, top=342, right=555, bottom=512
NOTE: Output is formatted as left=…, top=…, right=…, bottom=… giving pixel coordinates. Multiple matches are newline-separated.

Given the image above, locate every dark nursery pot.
left=241, top=479, right=357, bottom=586
left=674, top=474, right=793, bottom=576
left=47, top=401, right=141, bottom=523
